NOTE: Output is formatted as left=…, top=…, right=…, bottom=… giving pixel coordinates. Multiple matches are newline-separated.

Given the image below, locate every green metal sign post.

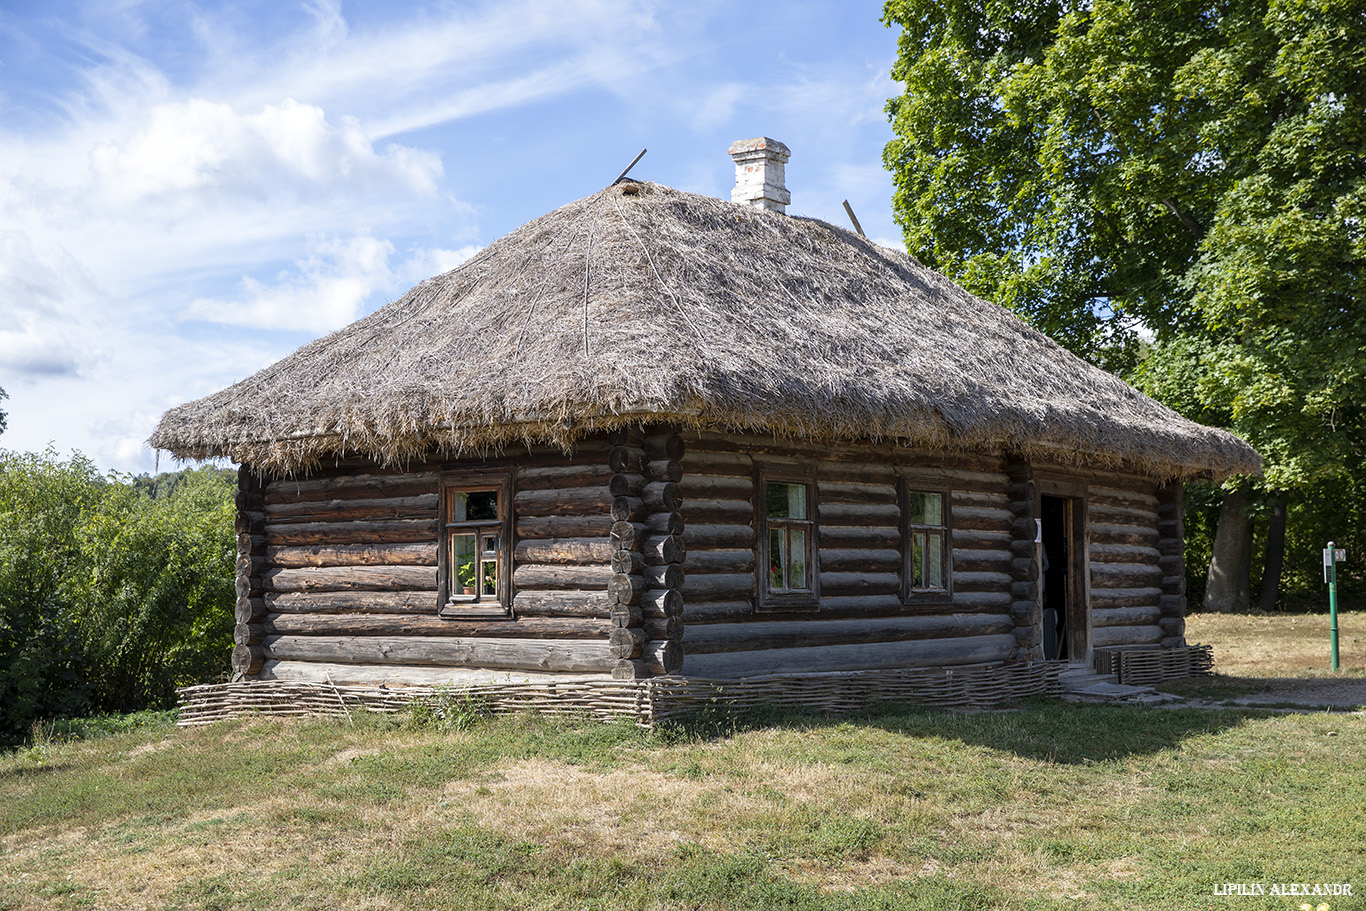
left=1323, top=541, right=1344, bottom=671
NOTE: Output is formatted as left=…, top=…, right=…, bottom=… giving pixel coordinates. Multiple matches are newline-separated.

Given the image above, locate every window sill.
left=439, top=602, right=512, bottom=620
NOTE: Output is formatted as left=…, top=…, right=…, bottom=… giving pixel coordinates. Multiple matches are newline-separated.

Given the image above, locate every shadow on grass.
left=659, top=697, right=1257, bottom=764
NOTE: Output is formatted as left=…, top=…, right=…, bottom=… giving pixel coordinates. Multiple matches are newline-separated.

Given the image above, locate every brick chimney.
left=728, top=137, right=790, bottom=213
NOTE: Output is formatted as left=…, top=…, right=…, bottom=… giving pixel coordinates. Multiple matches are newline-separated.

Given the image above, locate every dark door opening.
left=1040, top=495, right=1072, bottom=660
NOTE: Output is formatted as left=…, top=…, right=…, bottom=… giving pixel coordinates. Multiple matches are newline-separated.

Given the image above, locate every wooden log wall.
left=1155, top=481, right=1187, bottom=648
left=677, top=431, right=1018, bottom=676
left=248, top=445, right=617, bottom=683
left=1004, top=461, right=1041, bottom=659
left=1087, top=477, right=1166, bottom=649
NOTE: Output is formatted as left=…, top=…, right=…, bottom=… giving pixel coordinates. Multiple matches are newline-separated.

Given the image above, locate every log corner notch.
left=233, top=465, right=268, bottom=679
left=1155, top=481, right=1186, bottom=648
left=610, top=429, right=686, bottom=678
left=1005, top=460, right=1041, bottom=661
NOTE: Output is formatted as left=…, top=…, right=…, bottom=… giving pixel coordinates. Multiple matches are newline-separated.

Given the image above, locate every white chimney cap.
left=729, top=137, right=791, bottom=213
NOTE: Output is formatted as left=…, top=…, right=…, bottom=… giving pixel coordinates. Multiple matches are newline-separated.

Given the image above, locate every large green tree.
left=883, top=0, right=1365, bottom=610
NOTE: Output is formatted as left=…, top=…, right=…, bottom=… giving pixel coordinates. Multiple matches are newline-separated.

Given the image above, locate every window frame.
left=438, top=468, right=514, bottom=620
left=900, top=480, right=953, bottom=606
left=756, top=468, right=820, bottom=611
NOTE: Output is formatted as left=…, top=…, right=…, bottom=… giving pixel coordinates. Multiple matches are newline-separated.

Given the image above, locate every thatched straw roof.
left=151, top=181, right=1259, bottom=480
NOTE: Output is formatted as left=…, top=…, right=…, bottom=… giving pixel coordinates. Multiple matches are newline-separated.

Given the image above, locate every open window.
left=758, top=473, right=818, bottom=609
left=439, top=470, right=512, bottom=619
left=902, top=484, right=952, bottom=604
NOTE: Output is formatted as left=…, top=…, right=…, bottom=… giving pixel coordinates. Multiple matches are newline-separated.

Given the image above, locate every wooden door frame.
left=1036, top=477, right=1091, bottom=664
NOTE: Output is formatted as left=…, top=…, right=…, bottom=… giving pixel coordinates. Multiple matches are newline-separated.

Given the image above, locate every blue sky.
left=0, top=0, right=906, bottom=473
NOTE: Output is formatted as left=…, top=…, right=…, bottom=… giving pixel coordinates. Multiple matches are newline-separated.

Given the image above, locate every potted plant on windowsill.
left=456, top=561, right=477, bottom=596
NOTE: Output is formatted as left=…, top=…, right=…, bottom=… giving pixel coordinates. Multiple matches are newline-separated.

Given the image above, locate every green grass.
left=2, top=702, right=1363, bottom=910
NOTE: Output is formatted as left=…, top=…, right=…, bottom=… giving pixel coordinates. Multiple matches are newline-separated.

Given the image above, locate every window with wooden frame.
left=758, top=474, right=818, bottom=609
left=439, top=470, right=512, bottom=619
left=902, top=484, right=952, bottom=603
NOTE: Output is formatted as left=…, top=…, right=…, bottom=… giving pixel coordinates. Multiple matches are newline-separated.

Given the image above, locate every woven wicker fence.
left=177, top=661, right=1064, bottom=728
left=1092, top=644, right=1214, bottom=687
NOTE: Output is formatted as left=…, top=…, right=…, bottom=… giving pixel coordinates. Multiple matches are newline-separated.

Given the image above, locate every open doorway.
left=1039, top=495, right=1087, bottom=661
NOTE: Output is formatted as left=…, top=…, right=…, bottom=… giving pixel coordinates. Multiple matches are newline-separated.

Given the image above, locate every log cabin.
left=153, top=138, right=1259, bottom=713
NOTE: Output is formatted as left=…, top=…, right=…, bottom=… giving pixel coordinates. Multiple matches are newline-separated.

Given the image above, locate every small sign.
left=1324, top=547, right=1346, bottom=583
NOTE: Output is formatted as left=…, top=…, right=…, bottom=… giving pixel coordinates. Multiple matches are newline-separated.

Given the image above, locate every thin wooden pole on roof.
left=613, top=149, right=648, bottom=185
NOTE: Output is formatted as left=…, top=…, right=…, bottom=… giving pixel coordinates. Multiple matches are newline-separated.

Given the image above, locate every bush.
left=0, top=450, right=235, bottom=747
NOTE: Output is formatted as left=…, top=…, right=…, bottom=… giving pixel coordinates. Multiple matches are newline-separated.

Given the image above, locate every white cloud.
left=187, top=235, right=396, bottom=332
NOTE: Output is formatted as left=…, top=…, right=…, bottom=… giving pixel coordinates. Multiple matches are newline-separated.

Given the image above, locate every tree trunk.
left=1256, top=491, right=1289, bottom=613
left=1204, top=484, right=1253, bottom=613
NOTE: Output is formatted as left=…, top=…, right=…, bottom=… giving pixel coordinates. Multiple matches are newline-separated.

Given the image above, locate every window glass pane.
left=790, top=528, right=807, bottom=589
left=451, top=533, right=477, bottom=594
left=912, top=532, right=925, bottom=588
left=906, top=491, right=943, bottom=526
left=480, top=559, right=498, bottom=597
left=927, top=533, right=943, bottom=589
left=481, top=533, right=499, bottom=556
left=449, top=490, right=499, bottom=522
left=769, top=528, right=786, bottom=590
left=766, top=482, right=807, bottom=519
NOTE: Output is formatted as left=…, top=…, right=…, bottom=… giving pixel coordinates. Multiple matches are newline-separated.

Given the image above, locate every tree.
left=883, top=0, right=1366, bottom=610
left=0, top=385, right=7, bottom=438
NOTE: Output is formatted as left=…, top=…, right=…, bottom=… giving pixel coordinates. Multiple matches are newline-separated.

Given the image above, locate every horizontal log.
left=264, top=565, right=437, bottom=593
left=235, top=622, right=264, bottom=645
left=951, top=490, right=1010, bottom=509
left=1090, top=563, right=1164, bottom=588
left=1090, top=587, right=1162, bottom=609
left=512, top=590, right=612, bottom=618
left=611, top=520, right=644, bottom=551
left=1091, top=624, right=1163, bottom=648
left=610, top=627, right=647, bottom=659
left=952, top=571, right=1013, bottom=593
left=1162, top=574, right=1186, bottom=595
left=611, top=497, right=648, bottom=522
left=1088, top=486, right=1159, bottom=509
left=236, top=596, right=267, bottom=624
left=643, top=434, right=685, bottom=461
left=643, top=565, right=685, bottom=589
left=677, top=475, right=752, bottom=499
left=953, top=529, right=1013, bottom=550
left=640, top=588, right=683, bottom=618
left=819, top=572, right=900, bottom=596
left=612, top=659, right=649, bottom=680
left=1089, top=523, right=1159, bottom=546
left=609, top=573, right=645, bottom=605
left=681, top=573, right=755, bottom=601
left=645, top=459, right=682, bottom=482
left=808, top=594, right=903, bottom=616
left=612, top=551, right=645, bottom=574
left=685, top=549, right=755, bottom=574
left=681, top=633, right=1016, bottom=677
left=515, top=486, right=612, bottom=518
left=678, top=449, right=754, bottom=475
left=264, top=519, right=438, bottom=546
left=232, top=644, right=264, bottom=676
left=262, top=473, right=435, bottom=505
left=611, top=605, right=642, bottom=628
left=952, top=549, right=1012, bottom=573
left=1091, top=605, right=1162, bottom=628
left=1089, top=504, right=1159, bottom=526
left=1158, top=616, right=1185, bottom=636
left=818, top=502, right=900, bottom=526
left=236, top=575, right=261, bottom=599
left=519, top=515, right=615, bottom=539
left=645, top=639, right=683, bottom=675
left=642, top=481, right=680, bottom=512
left=644, top=616, right=684, bottom=640
left=681, top=613, right=1014, bottom=655
left=684, top=499, right=753, bottom=524
left=1089, top=543, right=1161, bottom=565
left=643, top=534, right=685, bottom=566
left=609, top=445, right=645, bottom=474
left=260, top=660, right=603, bottom=687
left=1160, top=594, right=1185, bottom=615
left=267, top=543, right=437, bottom=568
left=817, top=482, right=896, bottom=504
left=682, top=523, right=754, bottom=550
left=951, top=591, right=1013, bottom=611
left=608, top=472, right=646, bottom=497
left=237, top=532, right=267, bottom=555
left=820, top=548, right=900, bottom=573
left=684, top=600, right=754, bottom=622
left=264, top=612, right=611, bottom=639
left=952, top=506, right=1014, bottom=531
left=263, top=634, right=616, bottom=673
left=513, top=563, right=612, bottom=590
left=265, top=591, right=436, bottom=614
left=516, top=464, right=613, bottom=491
left=514, top=537, right=614, bottom=565
left=818, top=525, right=899, bottom=548
left=1009, top=557, right=1039, bottom=581
left=1011, top=581, right=1038, bottom=602
left=1156, top=519, right=1182, bottom=540
left=263, top=494, right=439, bottom=524
left=644, top=513, right=686, bottom=535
